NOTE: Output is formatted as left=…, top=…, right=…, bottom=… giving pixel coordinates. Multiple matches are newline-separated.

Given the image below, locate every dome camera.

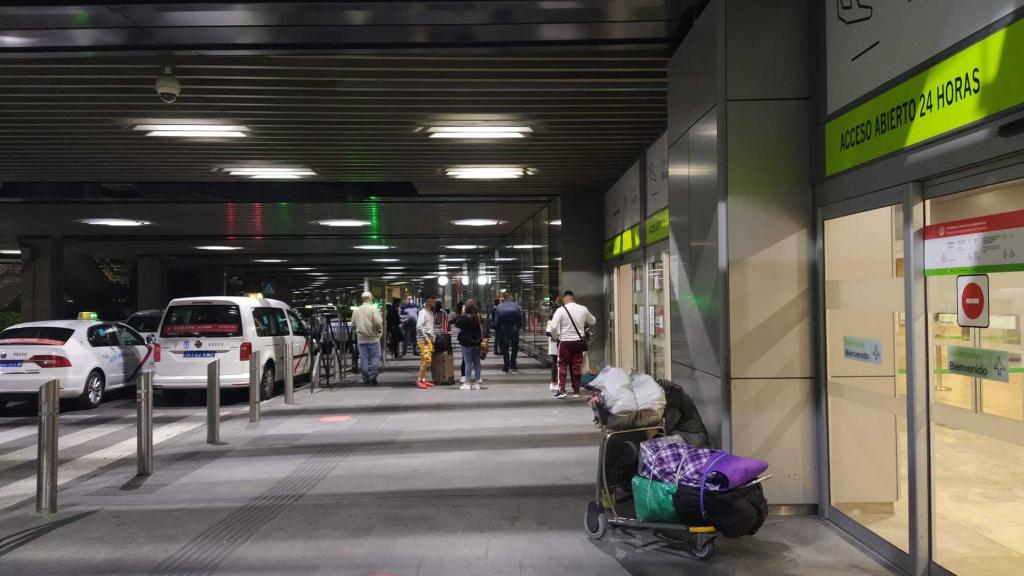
left=155, top=67, right=181, bottom=103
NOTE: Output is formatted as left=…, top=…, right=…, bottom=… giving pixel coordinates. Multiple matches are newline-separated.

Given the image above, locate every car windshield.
left=160, top=304, right=242, bottom=338
left=127, top=315, right=161, bottom=333
left=0, top=326, right=75, bottom=346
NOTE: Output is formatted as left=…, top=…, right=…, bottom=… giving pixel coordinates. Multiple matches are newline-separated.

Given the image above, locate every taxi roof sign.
left=77, top=311, right=99, bottom=321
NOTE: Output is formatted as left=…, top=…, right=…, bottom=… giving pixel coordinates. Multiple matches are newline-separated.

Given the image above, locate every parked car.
left=0, top=320, right=154, bottom=410
left=153, top=296, right=312, bottom=402
left=125, top=309, right=163, bottom=344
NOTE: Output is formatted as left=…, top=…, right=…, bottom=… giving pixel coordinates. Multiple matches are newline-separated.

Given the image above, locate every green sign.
left=825, top=18, right=1024, bottom=176
left=645, top=208, right=670, bottom=244
left=946, top=345, right=1009, bottom=383
left=843, top=336, right=883, bottom=365
left=604, top=225, right=641, bottom=260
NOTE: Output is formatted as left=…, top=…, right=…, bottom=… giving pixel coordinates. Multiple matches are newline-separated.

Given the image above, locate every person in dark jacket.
left=493, top=296, right=522, bottom=372
left=399, top=296, right=419, bottom=357
left=386, top=298, right=402, bottom=358
left=452, top=299, right=488, bottom=390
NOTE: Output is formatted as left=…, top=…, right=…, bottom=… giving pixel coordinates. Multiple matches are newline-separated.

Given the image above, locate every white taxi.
left=0, top=320, right=154, bottom=410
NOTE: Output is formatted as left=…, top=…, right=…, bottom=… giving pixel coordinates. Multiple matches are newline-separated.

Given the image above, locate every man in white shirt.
left=415, top=295, right=437, bottom=389
left=351, top=292, right=384, bottom=386
left=549, top=290, right=596, bottom=399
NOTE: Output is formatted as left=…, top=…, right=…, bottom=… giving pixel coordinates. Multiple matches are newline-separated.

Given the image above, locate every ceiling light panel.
left=134, top=124, right=249, bottom=138
left=444, top=166, right=533, bottom=180
left=427, top=126, right=532, bottom=139
left=451, top=219, right=506, bottom=227
left=195, top=245, right=242, bottom=251
left=315, top=219, right=370, bottom=227
left=79, top=218, right=151, bottom=227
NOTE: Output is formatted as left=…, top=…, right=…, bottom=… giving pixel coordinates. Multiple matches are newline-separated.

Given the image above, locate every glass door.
left=823, top=203, right=910, bottom=554
left=632, top=263, right=646, bottom=374
left=925, top=179, right=1024, bottom=576
left=648, top=250, right=671, bottom=380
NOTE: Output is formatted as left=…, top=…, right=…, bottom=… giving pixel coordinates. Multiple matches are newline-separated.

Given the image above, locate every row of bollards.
left=36, top=347, right=321, bottom=514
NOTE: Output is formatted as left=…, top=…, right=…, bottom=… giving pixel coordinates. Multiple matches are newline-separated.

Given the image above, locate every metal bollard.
left=284, top=344, right=295, bottom=404
left=249, top=350, right=261, bottom=423
left=36, top=379, right=59, bottom=514
left=310, top=351, right=321, bottom=394
left=207, top=359, right=220, bottom=444
left=136, top=371, right=153, bottom=476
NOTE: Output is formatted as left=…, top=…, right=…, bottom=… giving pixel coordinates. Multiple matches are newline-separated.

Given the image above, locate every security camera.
left=155, top=67, right=181, bottom=104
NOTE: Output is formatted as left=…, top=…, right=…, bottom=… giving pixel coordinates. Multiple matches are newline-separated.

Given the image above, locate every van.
left=153, top=296, right=312, bottom=401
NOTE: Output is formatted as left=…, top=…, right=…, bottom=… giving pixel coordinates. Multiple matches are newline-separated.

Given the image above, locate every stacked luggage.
left=634, top=436, right=769, bottom=538
left=588, top=367, right=666, bottom=429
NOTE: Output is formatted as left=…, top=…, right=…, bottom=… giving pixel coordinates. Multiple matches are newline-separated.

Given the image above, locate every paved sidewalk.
left=0, top=354, right=896, bottom=576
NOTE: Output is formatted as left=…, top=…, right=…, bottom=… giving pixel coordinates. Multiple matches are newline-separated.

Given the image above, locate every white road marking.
left=0, top=425, right=39, bottom=447
left=0, top=423, right=132, bottom=473
left=0, top=414, right=207, bottom=509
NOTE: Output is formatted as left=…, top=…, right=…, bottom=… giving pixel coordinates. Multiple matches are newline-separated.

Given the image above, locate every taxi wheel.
left=76, top=370, right=105, bottom=410
left=260, top=365, right=275, bottom=400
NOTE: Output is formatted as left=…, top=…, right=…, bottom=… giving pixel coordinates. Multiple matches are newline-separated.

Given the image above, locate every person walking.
left=453, top=299, right=487, bottom=390
left=399, top=296, right=419, bottom=357
left=550, top=290, right=596, bottom=399
left=545, top=296, right=563, bottom=393
left=493, top=296, right=522, bottom=373
left=386, top=298, right=402, bottom=359
left=352, top=292, right=384, bottom=386
left=415, top=295, right=437, bottom=389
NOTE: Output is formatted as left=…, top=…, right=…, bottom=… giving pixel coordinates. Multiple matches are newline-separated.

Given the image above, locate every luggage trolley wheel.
left=687, top=528, right=717, bottom=560
left=584, top=500, right=608, bottom=540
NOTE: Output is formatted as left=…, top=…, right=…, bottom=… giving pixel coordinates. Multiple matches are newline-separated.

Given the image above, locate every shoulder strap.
left=565, top=305, right=584, bottom=340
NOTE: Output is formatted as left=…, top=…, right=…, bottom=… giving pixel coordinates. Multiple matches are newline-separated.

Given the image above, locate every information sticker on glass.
left=946, top=345, right=1009, bottom=383
left=843, top=336, right=883, bottom=365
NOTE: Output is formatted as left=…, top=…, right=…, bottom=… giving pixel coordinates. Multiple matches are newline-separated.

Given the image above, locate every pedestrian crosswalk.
left=0, top=404, right=220, bottom=512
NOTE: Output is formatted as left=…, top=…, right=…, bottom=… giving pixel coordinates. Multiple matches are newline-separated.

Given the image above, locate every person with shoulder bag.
left=453, top=299, right=486, bottom=390
left=550, top=290, right=596, bottom=399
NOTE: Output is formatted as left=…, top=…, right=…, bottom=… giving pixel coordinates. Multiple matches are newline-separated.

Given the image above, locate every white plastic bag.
left=631, top=374, right=667, bottom=414
left=593, top=366, right=638, bottom=415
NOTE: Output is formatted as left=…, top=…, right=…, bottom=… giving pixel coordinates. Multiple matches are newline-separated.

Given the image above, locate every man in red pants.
left=549, top=290, right=596, bottom=399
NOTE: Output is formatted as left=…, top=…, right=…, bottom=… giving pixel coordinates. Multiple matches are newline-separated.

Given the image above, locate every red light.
left=240, top=342, right=252, bottom=362
left=29, top=355, right=72, bottom=368
left=154, top=343, right=161, bottom=362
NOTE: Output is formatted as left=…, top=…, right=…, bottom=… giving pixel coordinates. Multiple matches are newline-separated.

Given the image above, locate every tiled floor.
left=0, top=353, right=897, bottom=575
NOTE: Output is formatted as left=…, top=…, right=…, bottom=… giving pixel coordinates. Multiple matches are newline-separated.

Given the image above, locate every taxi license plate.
left=0, top=360, right=22, bottom=368
left=184, top=352, right=216, bottom=359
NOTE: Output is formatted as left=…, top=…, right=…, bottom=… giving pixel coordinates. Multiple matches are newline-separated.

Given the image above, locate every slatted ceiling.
left=0, top=50, right=665, bottom=191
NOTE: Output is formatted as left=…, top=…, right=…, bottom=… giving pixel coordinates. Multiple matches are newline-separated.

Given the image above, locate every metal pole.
left=136, top=371, right=154, bottom=476
left=284, top=342, right=295, bottom=404
left=249, top=350, right=261, bottom=423
left=306, top=335, right=314, bottom=393
left=207, top=359, right=220, bottom=444
left=310, top=350, right=321, bottom=394
left=36, top=379, right=59, bottom=514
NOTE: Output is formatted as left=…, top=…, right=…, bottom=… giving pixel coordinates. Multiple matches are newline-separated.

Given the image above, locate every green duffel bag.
left=632, top=475, right=681, bottom=523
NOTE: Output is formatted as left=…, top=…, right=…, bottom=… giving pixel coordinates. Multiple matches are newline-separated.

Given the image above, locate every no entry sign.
left=957, top=274, right=989, bottom=328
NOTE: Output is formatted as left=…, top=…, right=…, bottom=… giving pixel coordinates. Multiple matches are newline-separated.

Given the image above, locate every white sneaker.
left=460, top=383, right=471, bottom=390
left=549, top=383, right=558, bottom=392
left=471, top=382, right=481, bottom=390
left=460, top=376, right=466, bottom=384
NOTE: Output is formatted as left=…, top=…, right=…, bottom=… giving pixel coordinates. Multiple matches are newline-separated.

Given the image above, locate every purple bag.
left=705, top=453, right=768, bottom=490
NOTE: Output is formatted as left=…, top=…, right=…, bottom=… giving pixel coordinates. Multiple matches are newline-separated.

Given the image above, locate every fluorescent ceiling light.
left=290, top=267, right=314, bottom=271
left=195, top=245, right=242, bottom=251
left=427, top=126, right=531, bottom=139
left=382, top=275, right=399, bottom=280
left=79, top=218, right=151, bottom=227
left=494, top=257, right=517, bottom=262
left=534, top=265, right=549, bottom=269
left=444, top=245, right=480, bottom=250
left=384, top=266, right=406, bottom=270
left=372, top=258, right=399, bottom=263
left=135, top=124, right=249, bottom=138
left=444, top=166, right=532, bottom=180
left=440, top=257, right=466, bottom=262
left=308, top=272, right=327, bottom=276
left=253, top=259, right=287, bottom=263
left=508, top=244, right=544, bottom=249
left=353, top=245, right=392, bottom=250
left=316, top=219, right=370, bottom=227
left=437, top=275, right=450, bottom=286
left=548, top=220, right=562, bottom=226
left=451, top=219, right=505, bottom=227
left=0, top=249, right=20, bottom=255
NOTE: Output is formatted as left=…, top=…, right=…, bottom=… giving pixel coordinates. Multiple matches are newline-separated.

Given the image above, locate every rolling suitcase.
left=431, top=350, right=455, bottom=385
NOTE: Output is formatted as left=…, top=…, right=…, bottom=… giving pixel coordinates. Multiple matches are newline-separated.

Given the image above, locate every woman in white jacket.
left=545, top=297, right=562, bottom=393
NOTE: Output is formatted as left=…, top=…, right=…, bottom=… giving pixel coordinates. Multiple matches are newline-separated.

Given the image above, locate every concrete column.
left=19, top=237, right=64, bottom=321
left=560, top=188, right=606, bottom=366
left=137, top=256, right=167, bottom=311
left=200, top=267, right=226, bottom=296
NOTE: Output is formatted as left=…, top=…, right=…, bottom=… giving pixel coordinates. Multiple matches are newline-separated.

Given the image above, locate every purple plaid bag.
left=639, top=436, right=718, bottom=488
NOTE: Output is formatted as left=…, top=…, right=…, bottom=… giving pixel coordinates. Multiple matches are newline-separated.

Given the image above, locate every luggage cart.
left=583, top=422, right=719, bottom=560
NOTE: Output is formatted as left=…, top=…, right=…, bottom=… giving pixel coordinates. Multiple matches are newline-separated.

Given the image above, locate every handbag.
left=478, top=315, right=490, bottom=359
left=566, top=306, right=590, bottom=352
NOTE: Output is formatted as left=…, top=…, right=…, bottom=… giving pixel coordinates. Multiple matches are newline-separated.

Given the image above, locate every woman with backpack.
left=453, top=299, right=488, bottom=390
